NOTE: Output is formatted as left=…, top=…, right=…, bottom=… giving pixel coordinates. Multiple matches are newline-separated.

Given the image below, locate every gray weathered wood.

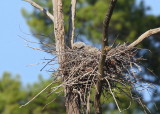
left=52, top=0, right=65, bottom=64
left=24, top=0, right=54, bottom=22
left=67, top=0, right=77, bottom=48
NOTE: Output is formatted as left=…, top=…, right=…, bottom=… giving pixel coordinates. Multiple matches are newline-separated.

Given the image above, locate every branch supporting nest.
left=95, top=0, right=117, bottom=113
left=128, top=27, right=160, bottom=49
left=24, top=0, right=54, bottom=22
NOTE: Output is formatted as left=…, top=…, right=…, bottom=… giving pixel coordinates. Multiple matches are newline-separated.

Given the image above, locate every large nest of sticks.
left=49, top=42, right=151, bottom=112
left=21, top=39, right=156, bottom=112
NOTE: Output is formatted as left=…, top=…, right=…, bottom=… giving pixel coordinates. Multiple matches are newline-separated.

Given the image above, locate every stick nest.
left=46, top=43, right=153, bottom=112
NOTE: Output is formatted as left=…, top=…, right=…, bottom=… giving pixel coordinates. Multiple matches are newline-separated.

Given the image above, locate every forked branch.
left=24, top=0, right=54, bottom=22
left=128, top=27, right=160, bottom=49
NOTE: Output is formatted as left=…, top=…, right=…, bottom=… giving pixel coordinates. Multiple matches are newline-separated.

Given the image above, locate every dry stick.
left=26, top=45, right=49, bottom=52
left=42, top=91, right=62, bottom=110
left=86, top=92, right=91, bottom=114
left=67, top=0, right=77, bottom=48
left=94, top=0, right=117, bottom=114
left=105, top=78, right=121, bottom=112
left=138, top=98, right=150, bottom=114
left=127, top=27, right=160, bottom=49
left=19, top=81, right=54, bottom=108
left=24, top=0, right=54, bottom=22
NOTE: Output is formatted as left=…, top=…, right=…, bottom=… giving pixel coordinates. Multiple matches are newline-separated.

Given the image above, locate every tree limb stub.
left=94, top=0, right=117, bottom=114
left=24, top=0, right=54, bottom=22
left=128, top=27, right=160, bottom=49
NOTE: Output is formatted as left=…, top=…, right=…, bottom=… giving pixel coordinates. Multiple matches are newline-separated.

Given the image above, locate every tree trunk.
left=65, top=90, right=80, bottom=114
left=52, top=0, right=65, bottom=64
left=52, top=0, right=80, bottom=113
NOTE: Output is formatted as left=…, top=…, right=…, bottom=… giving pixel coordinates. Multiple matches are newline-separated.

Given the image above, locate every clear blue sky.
left=0, top=0, right=160, bottom=85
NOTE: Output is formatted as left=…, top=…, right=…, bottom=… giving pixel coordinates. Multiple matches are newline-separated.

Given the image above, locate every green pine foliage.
left=2, top=72, right=158, bottom=114
left=0, top=72, right=65, bottom=114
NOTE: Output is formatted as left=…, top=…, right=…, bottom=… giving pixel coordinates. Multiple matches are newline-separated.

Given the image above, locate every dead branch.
left=67, top=0, right=77, bottom=48
left=128, top=27, right=160, bottom=49
left=20, top=81, right=54, bottom=108
left=24, top=0, right=54, bottom=22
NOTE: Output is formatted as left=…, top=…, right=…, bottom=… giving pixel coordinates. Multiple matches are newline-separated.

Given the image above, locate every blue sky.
left=0, top=0, right=160, bottom=85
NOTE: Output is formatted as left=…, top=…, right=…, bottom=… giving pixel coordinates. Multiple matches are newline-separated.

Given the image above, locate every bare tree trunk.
left=65, top=92, right=80, bottom=114
left=52, top=0, right=65, bottom=64
left=52, top=1, right=80, bottom=113
left=65, top=0, right=80, bottom=113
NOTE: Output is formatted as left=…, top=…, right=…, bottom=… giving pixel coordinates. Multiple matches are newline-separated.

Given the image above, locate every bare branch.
left=24, top=0, right=54, bottom=22
left=99, top=0, right=118, bottom=79
left=94, top=0, right=117, bottom=113
left=128, top=27, right=160, bottom=49
left=102, top=0, right=117, bottom=47
left=67, top=0, right=77, bottom=48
